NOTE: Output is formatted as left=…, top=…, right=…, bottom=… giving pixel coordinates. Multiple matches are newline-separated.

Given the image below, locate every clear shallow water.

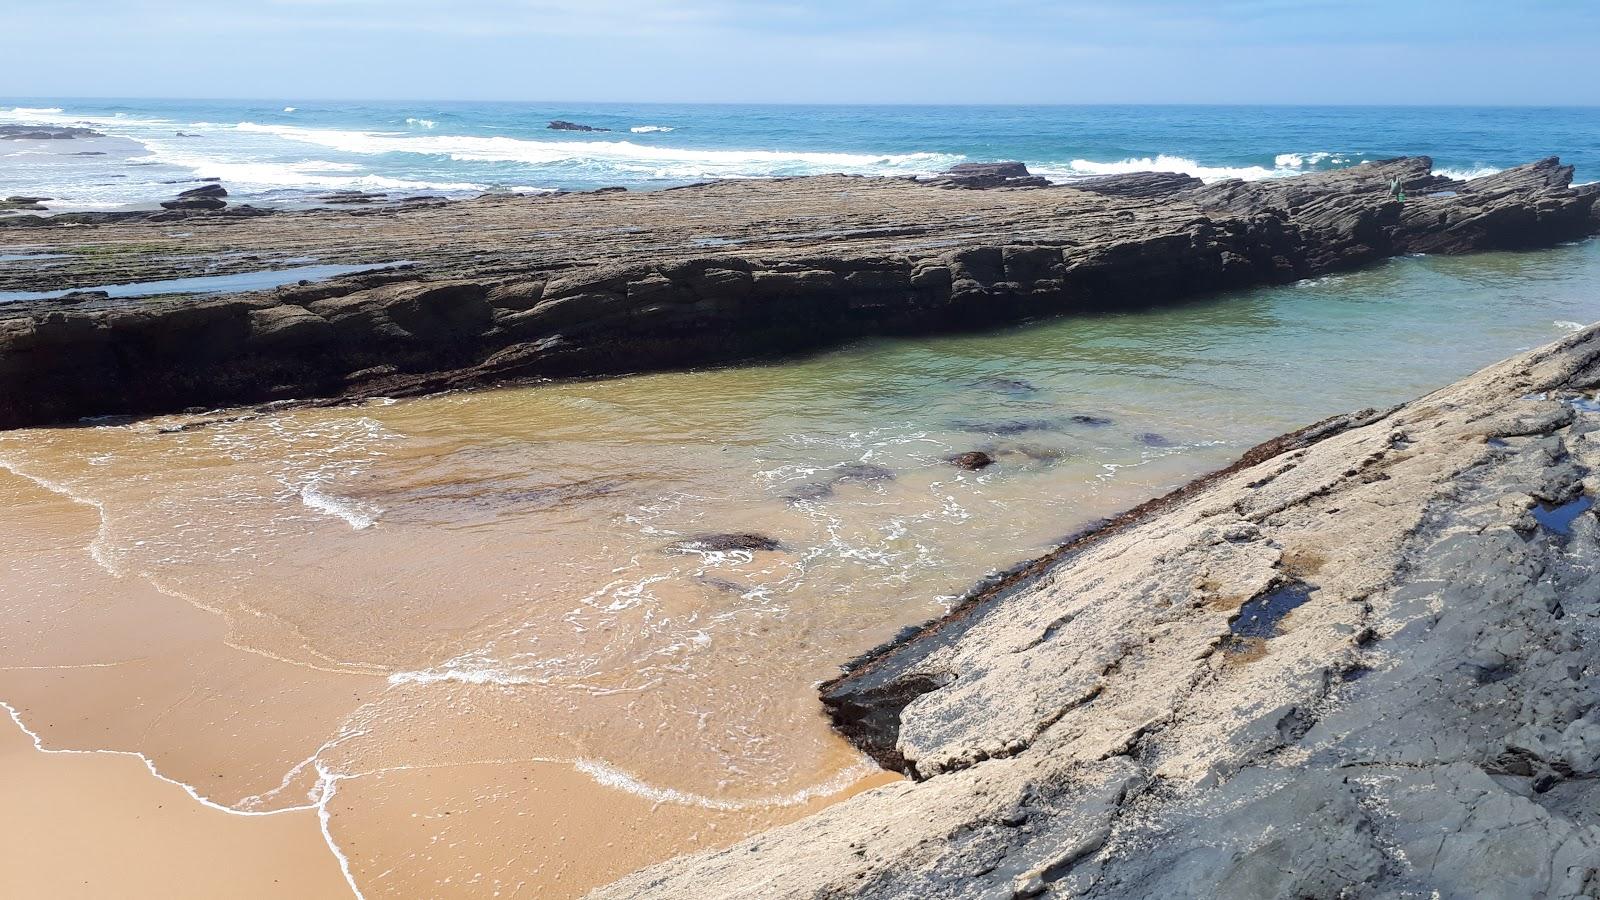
left=1, top=239, right=1597, bottom=895
left=2, top=100, right=1597, bottom=208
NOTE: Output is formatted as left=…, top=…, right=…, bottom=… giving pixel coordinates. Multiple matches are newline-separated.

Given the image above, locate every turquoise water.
left=2, top=100, right=1596, bottom=208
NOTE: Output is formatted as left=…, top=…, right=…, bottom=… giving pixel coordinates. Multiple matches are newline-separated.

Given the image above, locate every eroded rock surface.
left=1, top=158, right=1596, bottom=429
left=595, top=326, right=1600, bottom=899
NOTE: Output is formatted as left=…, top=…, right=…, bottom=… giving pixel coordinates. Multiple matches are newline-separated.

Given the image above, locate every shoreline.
left=599, top=320, right=1600, bottom=899
left=2, top=156, right=1596, bottom=430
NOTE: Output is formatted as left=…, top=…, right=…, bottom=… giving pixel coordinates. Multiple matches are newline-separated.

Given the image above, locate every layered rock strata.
left=0, top=157, right=1595, bottom=429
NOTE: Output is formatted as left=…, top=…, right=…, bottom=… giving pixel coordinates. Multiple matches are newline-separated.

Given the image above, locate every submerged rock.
left=669, top=533, right=783, bottom=553
left=947, top=451, right=996, bottom=471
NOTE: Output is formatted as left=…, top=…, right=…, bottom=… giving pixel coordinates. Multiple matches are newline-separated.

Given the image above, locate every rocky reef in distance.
left=597, top=318, right=1600, bottom=900
left=1, top=156, right=1596, bottom=430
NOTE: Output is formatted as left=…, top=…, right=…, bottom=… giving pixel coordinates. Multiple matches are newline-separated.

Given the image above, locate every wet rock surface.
left=595, top=324, right=1600, bottom=900
left=1, top=157, right=1597, bottom=429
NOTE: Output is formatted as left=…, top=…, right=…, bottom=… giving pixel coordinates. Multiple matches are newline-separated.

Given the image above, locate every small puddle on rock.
left=1225, top=581, right=1315, bottom=649
left=0, top=262, right=407, bottom=303
left=1531, top=495, right=1593, bottom=536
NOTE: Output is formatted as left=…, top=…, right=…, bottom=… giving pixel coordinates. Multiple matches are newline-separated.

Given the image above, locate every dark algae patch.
left=1226, top=580, right=1315, bottom=646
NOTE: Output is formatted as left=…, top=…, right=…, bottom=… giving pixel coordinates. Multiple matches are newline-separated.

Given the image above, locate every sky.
left=7, top=0, right=1600, bottom=105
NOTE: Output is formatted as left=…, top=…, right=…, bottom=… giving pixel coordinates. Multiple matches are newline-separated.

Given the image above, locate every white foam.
left=1038, top=154, right=1280, bottom=183
left=387, top=666, right=534, bottom=687
left=630, top=125, right=674, bottom=133
left=232, top=122, right=962, bottom=179
left=283, top=106, right=298, bottom=113
left=134, top=137, right=487, bottom=193
left=573, top=757, right=880, bottom=811
left=1555, top=320, right=1585, bottom=332
left=7, top=106, right=64, bottom=115
left=1273, top=151, right=1355, bottom=169
left=405, top=117, right=436, bottom=129
left=1437, top=165, right=1503, bottom=181
left=0, top=457, right=122, bottom=577
left=299, top=481, right=380, bottom=530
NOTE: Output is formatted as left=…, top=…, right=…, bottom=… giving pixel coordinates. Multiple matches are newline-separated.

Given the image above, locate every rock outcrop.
left=0, top=125, right=102, bottom=140
left=927, top=162, right=1053, bottom=189
left=548, top=120, right=610, bottom=132
left=594, top=322, right=1600, bottom=900
left=159, top=182, right=229, bottom=212
left=1, top=157, right=1596, bottom=429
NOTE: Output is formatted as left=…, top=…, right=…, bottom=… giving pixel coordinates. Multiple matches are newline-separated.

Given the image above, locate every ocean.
left=3, top=100, right=1598, bottom=209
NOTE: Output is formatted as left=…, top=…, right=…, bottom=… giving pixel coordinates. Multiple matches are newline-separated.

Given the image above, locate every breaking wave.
left=1037, top=154, right=1281, bottom=183
left=232, top=122, right=963, bottom=179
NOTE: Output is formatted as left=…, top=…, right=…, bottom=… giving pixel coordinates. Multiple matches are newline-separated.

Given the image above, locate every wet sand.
left=0, top=702, right=349, bottom=898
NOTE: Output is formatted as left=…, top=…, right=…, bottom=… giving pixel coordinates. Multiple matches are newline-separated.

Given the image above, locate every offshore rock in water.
left=784, top=462, right=896, bottom=504
left=160, top=183, right=229, bottom=212
left=926, top=162, right=1051, bottom=190
left=548, top=120, right=610, bottom=132
left=669, top=533, right=784, bottom=553
left=0, top=124, right=102, bottom=140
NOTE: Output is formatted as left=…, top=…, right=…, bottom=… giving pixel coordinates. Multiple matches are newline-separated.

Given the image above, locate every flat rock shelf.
left=0, top=157, right=1596, bottom=430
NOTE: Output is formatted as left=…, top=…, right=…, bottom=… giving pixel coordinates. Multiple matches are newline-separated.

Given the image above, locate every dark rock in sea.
left=948, top=451, right=996, bottom=471
left=0, top=196, right=51, bottom=211
left=178, top=183, right=229, bottom=199
left=0, top=125, right=102, bottom=140
left=784, top=482, right=837, bottom=503
left=548, top=120, right=610, bottom=133
left=70, top=151, right=107, bottom=157
left=56, top=291, right=111, bottom=304
left=319, top=191, right=388, bottom=204
left=1136, top=432, right=1174, bottom=447
left=1070, top=414, right=1115, bottom=427
left=157, top=183, right=230, bottom=213
left=1072, top=171, right=1203, bottom=200
left=927, top=162, right=1051, bottom=190
left=175, top=132, right=200, bottom=137
left=0, top=155, right=1595, bottom=429
left=159, top=197, right=227, bottom=212
left=670, top=533, right=784, bottom=553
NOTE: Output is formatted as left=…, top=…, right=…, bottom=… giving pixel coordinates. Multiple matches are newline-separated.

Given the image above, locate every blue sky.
left=9, top=0, right=1599, bottom=104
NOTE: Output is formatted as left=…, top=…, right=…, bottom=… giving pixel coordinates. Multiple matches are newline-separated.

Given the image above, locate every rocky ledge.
left=596, top=322, right=1600, bottom=900
left=1, top=157, right=1597, bottom=429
